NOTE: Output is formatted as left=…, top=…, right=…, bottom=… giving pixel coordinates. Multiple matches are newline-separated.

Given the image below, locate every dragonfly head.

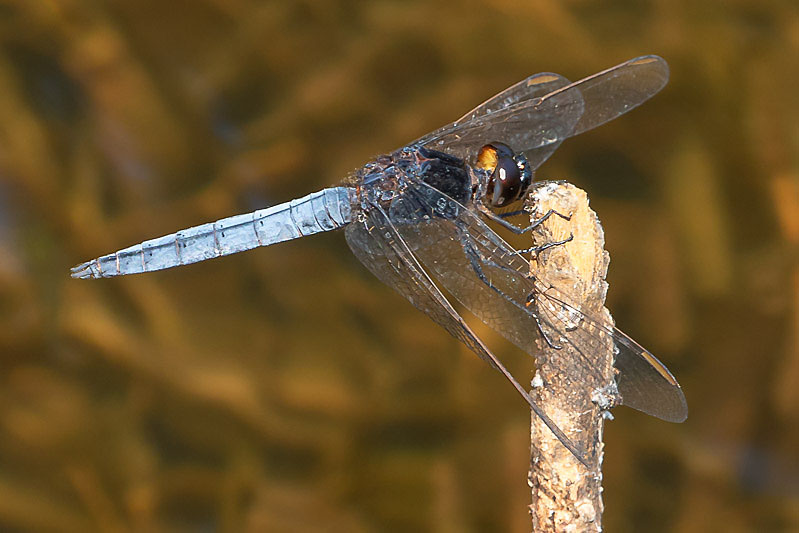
left=476, top=142, right=533, bottom=208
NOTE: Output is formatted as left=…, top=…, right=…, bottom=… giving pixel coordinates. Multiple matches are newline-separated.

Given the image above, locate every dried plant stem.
left=526, top=182, right=615, bottom=531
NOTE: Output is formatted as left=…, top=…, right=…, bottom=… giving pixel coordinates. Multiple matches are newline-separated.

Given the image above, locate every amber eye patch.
left=476, top=142, right=515, bottom=172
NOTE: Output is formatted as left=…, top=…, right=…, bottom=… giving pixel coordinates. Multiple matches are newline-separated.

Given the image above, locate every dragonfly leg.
left=460, top=224, right=576, bottom=351
left=520, top=288, right=566, bottom=351
left=529, top=309, right=562, bottom=350
left=495, top=209, right=527, bottom=219
left=456, top=226, right=563, bottom=350
left=450, top=218, right=606, bottom=382
left=517, top=233, right=574, bottom=257
left=477, top=201, right=571, bottom=235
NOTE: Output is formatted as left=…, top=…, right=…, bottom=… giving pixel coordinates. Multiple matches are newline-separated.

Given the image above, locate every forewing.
left=455, top=72, right=572, bottom=124
left=414, top=73, right=583, bottom=168
left=344, top=203, right=589, bottom=464
left=565, top=55, right=669, bottom=137
left=388, top=183, right=601, bottom=384
left=389, top=179, right=687, bottom=422
left=411, top=55, right=668, bottom=172
left=411, top=71, right=573, bottom=154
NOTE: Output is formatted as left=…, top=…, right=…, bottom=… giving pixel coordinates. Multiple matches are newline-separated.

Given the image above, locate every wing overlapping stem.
left=385, top=178, right=687, bottom=423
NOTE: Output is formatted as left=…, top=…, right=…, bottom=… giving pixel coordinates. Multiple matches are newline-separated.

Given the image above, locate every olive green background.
left=0, top=0, right=796, bottom=531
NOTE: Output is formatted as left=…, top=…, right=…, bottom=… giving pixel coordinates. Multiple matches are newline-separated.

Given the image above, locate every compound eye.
left=478, top=143, right=523, bottom=208
left=488, top=155, right=522, bottom=207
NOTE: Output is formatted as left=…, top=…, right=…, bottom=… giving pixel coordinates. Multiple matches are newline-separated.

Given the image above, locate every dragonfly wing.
left=411, top=71, right=573, bottom=151
left=388, top=182, right=601, bottom=383
left=453, top=72, right=573, bottom=124
left=413, top=55, right=668, bottom=172
left=388, top=179, right=687, bottom=421
left=344, top=202, right=590, bottom=465
left=611, top=327, right=688, bottom=422
left=388, top=190, right=544, bottom=363
left=565, top=55, right=669, bottom=137
left=416, top=74, right=584, bottom=168
left=534, top=290, right=687, bottom=422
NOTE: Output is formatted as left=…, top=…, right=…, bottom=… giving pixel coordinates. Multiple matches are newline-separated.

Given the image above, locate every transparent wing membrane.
left=345, top=202, right=590, bottom=465
left=389, top=178, right=687, bottom=422
left=413, top=55, right=668, bottom=172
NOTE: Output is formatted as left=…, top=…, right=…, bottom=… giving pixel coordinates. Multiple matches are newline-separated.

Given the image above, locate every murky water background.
left=0, top=1, right=796, bottom=531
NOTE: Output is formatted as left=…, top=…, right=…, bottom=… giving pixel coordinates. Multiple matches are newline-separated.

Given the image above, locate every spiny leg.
left=458, top=223, right=607, bottom=383
left=456, top=224, right=563, bottom=350
left=516, top=234, right=574, bottom=257
left=477, top=202, right=572, bottom=234
left=495, top=209, right=527, bottom=219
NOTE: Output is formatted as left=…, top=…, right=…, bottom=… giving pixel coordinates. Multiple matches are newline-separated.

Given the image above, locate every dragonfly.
left=72, top=55, right=687, bottom=466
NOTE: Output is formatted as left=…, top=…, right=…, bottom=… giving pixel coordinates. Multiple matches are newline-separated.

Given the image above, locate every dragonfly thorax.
left=414, top=147, right=471, bottom=206
left=354, top=147, right=471, bottom=213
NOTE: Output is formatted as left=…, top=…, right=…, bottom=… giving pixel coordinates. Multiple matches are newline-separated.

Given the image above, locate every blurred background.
left=0, top=0, right=796, bottom=531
